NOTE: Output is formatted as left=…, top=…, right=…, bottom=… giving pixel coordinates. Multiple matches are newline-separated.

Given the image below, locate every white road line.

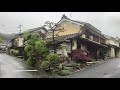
left=16, top=67, right=24, bottom=69
left=14, top=70, right=38, bottom=72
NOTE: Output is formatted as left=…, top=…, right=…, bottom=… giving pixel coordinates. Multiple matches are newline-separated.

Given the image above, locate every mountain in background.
left=0, top=32, right=16, bottom=44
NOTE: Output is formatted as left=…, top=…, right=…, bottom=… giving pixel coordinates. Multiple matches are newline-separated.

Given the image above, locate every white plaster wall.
left=111, top=47, right=115, bottom=58
left=72, top=40, right=77, bottom=50
left=18, top=38, right=24, bottom=46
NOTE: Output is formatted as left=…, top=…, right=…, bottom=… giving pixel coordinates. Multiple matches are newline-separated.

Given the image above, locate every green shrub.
left=27, top=51, right=33, bottom=57
left=59, top=70, right=71, bottom=76
left=63, top=66, right=72, bottom=70
left=35, top=60, right=42, bottom=68
left=24, top=45, right=32, bottom=52
left=52, top=68, right=60, bottom=74
left=14, top=50, right=19, bottom=55
left=40, top=61, right=50, bottom=70
left=27, top=58, right=34, bottom=66
left=46, top=53, right=60, bottom=64
left=10, top=49, right=14, bottom=55
left=10, top=49, right=19, bottom=56
left=24, top=32, right=49, bottom=67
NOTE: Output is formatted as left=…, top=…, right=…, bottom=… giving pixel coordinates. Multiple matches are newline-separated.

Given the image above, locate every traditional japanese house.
left=104, top=35, right=120, bottom=58
left=9, top=26, right=48, bottom=56
left=47, top=14, right=108, bottom=60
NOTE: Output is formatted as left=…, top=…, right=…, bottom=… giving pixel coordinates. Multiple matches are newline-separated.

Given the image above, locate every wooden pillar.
left=70, top=39, right=73, bottom=60
left=99, top=37, right=100, bottom=43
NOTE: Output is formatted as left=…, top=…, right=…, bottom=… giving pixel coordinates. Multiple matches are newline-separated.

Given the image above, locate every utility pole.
left=18, top=24, right=22, bottom=34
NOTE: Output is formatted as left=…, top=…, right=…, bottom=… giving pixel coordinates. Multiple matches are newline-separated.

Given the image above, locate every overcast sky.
left=0, top=12, right=120, bottom=38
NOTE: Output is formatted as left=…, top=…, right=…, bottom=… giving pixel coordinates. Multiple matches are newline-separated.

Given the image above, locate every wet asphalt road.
left=63, top=58, right=120, bottom=78
left=1, top=53, right=120, bottom=78
left=0, top=53, right=49, bottom=78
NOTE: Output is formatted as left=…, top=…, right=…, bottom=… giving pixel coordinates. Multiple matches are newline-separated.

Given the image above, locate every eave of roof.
left=106, top=44, right=120, bottom=48
left=59, top=14, right=106, bottom=39
left=46, top=33, right=83, bottom=42
left=28, top=26, right=48, bottom=33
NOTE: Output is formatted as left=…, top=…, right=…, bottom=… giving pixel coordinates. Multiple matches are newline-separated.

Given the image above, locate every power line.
left=1, top=24, right=28, bottom=34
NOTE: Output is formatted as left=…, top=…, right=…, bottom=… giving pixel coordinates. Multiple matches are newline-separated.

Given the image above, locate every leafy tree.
left=0, top=37, right=4, bottom=43
left=23, top=31, right=29, bottom=41
left=24, top=32, right=49, bottom=66
left=40, top=53, right=60, bottom=72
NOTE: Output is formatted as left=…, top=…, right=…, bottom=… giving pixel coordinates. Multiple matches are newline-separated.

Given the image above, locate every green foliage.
left=27, top=58, right=34, bottom=66
left=24, top=45, right=32, bottom=52
left=10, top=49, right=14, bottom=55
left=0, top=37, right=3, bottom=43
left=27, top=39, right=34, bottom=45
left=59, top=70, right=71, bottom=76
left=52, top=68, right=60, bottom=74
left=35, top=41, right=43, bottom=53
left=35, top=60, right=42, bottom=68
left=14, top=50, right=19, bottom=55
left=46, top=53, right=60, bottom=64
left=40, top=53, right=60, bottom=73
left=31, top=33, right=41, bottom=41
left=40, top=61, right=50, bottom=70
left=23, top=31, right=29, bottom=41
left=24, top=32, right=49, bottom=67
left=27, top=51, right=33, bottom=57
left=10, top=49, right=19, bottom=56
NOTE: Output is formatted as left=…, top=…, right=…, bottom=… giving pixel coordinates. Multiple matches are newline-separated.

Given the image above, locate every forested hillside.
left=0, top=32, right=16, bottom=44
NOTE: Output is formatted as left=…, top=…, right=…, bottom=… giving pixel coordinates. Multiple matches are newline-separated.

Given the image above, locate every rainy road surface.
left=62, top=58, right=120, bottom=78
left=1, top=53, right=120, bottom=78
left=0, top=53, right=50, bottom=78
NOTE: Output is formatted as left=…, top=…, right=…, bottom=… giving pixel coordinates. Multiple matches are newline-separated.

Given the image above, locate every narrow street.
left=1, top=53, right=120, bottom=78
left=0, top=53, right=49, bottom=78
left=63, top=58, right=120, bottom=78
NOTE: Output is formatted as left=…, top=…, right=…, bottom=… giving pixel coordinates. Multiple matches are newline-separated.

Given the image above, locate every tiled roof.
left=62, top=14, right=101, bottom=33
left=46, top=33, right=83, bottom=42
left=27, top=26, right=48, bottom=33
left=61, top=14, right=106, bottom=39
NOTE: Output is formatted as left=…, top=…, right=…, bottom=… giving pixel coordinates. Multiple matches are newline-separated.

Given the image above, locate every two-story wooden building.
left=9, top=26, right=48, bottom=56
left=104, top=35, right=120, bottom=58
left=47, top=14, right=108, bottom=60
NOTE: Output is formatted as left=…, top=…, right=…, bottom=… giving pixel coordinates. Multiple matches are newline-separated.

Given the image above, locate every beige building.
left=105, top=35, right=120, bottom=58
left=47, top=14, right=107, bottom=60
left=15, top=37, right=24, bottom=47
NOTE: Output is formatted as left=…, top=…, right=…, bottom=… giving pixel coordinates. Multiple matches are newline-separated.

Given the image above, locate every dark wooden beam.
left=70, top=39, right=73, bottom=60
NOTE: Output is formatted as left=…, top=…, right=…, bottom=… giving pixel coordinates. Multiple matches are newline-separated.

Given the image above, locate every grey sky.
left=0, top=12, right=120, bottom=38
